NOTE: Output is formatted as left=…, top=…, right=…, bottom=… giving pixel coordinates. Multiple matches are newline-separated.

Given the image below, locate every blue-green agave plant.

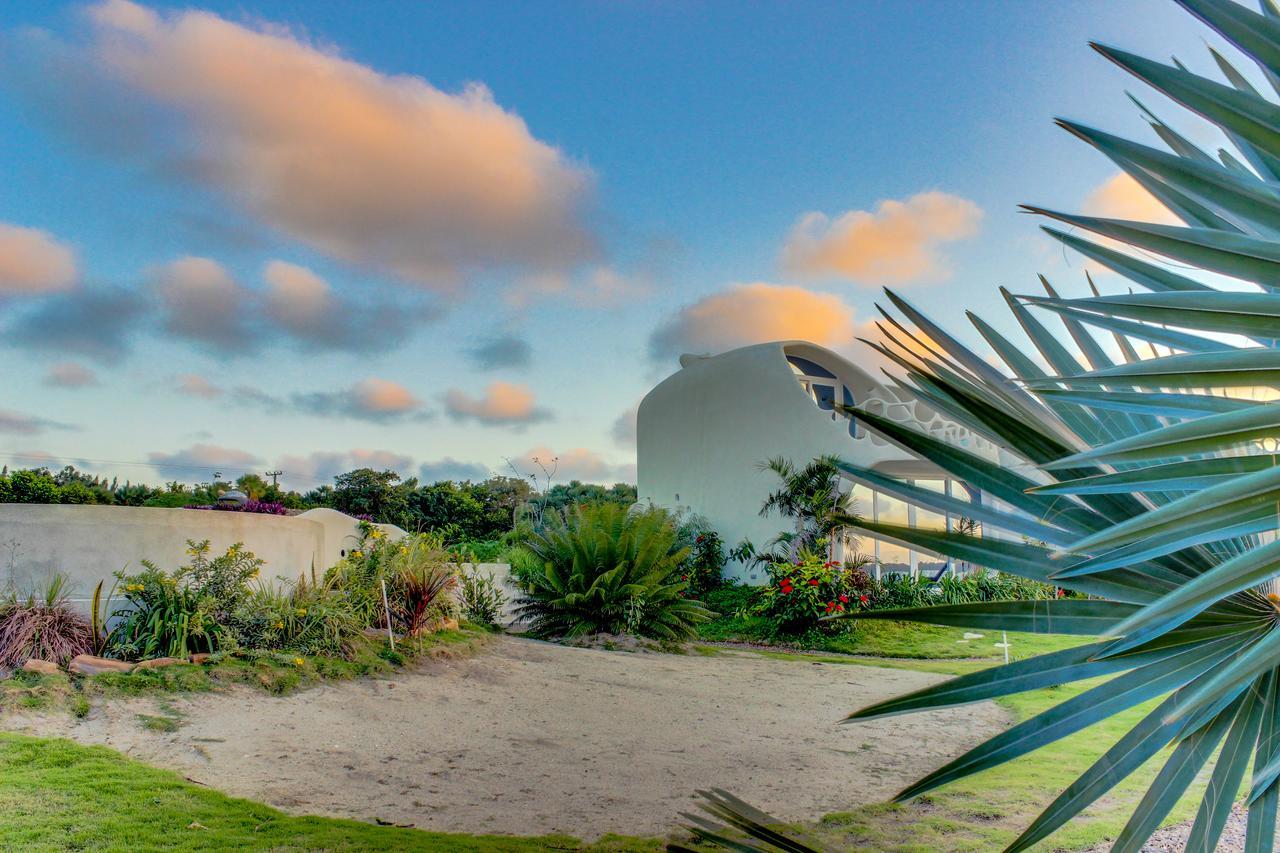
left=679, top=1, right=1280, bottom=851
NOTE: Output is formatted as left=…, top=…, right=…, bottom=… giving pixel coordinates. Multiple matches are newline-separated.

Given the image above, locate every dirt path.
left=5, top=637, right=1008, bottom=840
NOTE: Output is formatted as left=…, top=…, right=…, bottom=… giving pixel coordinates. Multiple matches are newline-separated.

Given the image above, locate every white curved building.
left=636, top=341, right=995, bottom=584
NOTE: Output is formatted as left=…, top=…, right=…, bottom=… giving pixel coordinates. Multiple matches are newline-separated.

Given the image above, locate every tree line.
left=0, top=464, right=637, bottom=544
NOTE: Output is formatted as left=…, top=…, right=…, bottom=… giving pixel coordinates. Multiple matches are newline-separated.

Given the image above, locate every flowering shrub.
left=679, top=528, right=726, bottom=598
left=325, top=529, right=460, bottom=634
left=184, top=501, right=289, bottom=515
left=753, top=554, right=874, bottom=634
left=231, top=578, right=362, bottom=656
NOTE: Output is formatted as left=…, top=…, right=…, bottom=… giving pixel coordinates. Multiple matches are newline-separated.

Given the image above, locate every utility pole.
left=265, top=470, right=283, bottom=488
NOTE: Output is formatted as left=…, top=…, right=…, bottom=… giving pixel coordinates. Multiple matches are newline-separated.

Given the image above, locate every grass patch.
left=0, top=732, right=660, bottom=852
left=1, top=626, right=492, bottom=718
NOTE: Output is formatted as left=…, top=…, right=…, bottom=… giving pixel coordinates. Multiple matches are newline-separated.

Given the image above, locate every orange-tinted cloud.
left=1083, top=173, right=1179, bottom=224
left=0, top=223, right=77, bottom=294
left=445, top=381, right=550, bottom=427
left=66, top=1, right=594, bottom=288
left=781, top=191, right=982, bottom=286
left=174, top=373, right=222, bottom=399
left=648, top=282, right=857, bottom=362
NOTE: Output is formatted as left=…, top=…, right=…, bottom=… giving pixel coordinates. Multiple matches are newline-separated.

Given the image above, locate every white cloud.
left=148, top=443, right=262, bottom=479
left=781, top=191, right=982, bottom=285
left=233, top=378, right=430, bottom=423
left=0, top=223, right=77, bottom=294
left=419, top=458, right=492, bottom=483
left=174, top=373, right=222, bottom=399
left=274, top=449, right=415, bottom=489
left=648, top=282, right=858, bottom=362
left=611, top=404, right=638, bottom=447
left=444, top=381, right=550, bottom=427
left=509, top=445, right=630, bottom=485
left=43, top=362, right=97, bottom=388
left=59, top=1, right=595, bottom=287
left=0, top=410, right=76, bottom=435
left=151, top=256, right=252, bottom=349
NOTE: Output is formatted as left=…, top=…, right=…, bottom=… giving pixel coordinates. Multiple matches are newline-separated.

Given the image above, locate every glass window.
left=812, top=383, right=835, bottom=410
left=875, top=491, right=910, bottom=575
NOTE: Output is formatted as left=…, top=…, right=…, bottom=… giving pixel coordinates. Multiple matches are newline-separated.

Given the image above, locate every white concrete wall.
left=637, top=341, right=961, bottom=584
left=0, top=503, right=403, bottom=605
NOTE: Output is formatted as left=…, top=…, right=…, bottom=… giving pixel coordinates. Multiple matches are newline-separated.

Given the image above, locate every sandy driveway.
left=6, top=637, right=1008, bottom=840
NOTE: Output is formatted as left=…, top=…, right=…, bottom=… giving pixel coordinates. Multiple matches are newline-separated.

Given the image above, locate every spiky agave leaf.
left=816, top=2, right=1280, bottom=851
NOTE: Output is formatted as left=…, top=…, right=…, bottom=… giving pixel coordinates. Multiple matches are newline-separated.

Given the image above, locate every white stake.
left=1003, top=629, right=1009, bottom=665
left=381, top=578, right=395, bottom=650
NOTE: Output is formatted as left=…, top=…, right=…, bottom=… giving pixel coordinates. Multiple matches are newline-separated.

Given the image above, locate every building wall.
left=0, top=503, right=404, bottom=605
left=636, top=341, right=980, bottom=583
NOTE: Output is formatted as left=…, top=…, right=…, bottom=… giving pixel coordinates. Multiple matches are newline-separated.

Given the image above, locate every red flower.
left=859, top=594, right=869, bottom=605
left=836, top=604, right=845, bottom=612
left=808, top=578, right=820, bottom=586
left=839, top=594, right=849, bottom=603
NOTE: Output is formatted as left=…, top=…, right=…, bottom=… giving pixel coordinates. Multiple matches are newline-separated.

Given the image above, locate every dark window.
left=813, top=383, right=835, bottom=410
left=786, top=355, right=836, bottom=379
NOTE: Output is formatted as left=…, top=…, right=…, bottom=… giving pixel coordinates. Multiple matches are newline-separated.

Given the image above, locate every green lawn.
left=0, top=733, right=659, bottom=852
left=0, top=618, right=1212, bottom=852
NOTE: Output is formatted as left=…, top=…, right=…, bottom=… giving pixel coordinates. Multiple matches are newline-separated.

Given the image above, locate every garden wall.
left=0, top=504, right=404, bottom=606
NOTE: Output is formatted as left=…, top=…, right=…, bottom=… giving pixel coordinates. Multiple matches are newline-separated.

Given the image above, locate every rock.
left=21, top=658, right=60, bottom=675
left=189, top=653, right=211, bottom=665
left=440, top=618, right=460, bottom=632
left=135, top=657, right=185, bottom=670
left=68, top=655, right=134, bottom=676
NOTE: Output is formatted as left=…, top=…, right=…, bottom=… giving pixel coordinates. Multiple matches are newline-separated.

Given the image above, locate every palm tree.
left=757, top=455, right=860, bottom=562
left=682, top=1, right=1280, bottom=850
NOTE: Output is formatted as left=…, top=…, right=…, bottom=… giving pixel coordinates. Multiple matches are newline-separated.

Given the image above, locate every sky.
left=0, top=0, right=1242, bottom=492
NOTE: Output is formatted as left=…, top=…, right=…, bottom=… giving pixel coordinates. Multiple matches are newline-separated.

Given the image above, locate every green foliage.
left=0, top=575, right=94, bottom=667
left=511, top=503, right=713, bottom=640
left=324, top=529, right=460, bottom=635
left=332, top=467, right=414, bottom=522
left=230, top=580, right=363, bottom=657
left=761, top=4, right=1280, bottom=850
left=458, top=568, right=507, bottom=629
left=173, top=540, right=263, bottom=626
left=104, top=567, right=221, bottom=661
left=678, top=521, right=726, bottom=598
left=756, top=455, right=861, bottom=560
left=752, top=554, right=876, bottom=635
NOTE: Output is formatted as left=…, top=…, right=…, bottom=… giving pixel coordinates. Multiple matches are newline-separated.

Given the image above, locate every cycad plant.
left=512, top=503, right=713, bottom=639
left=806, top=1, right=1280, bottom=850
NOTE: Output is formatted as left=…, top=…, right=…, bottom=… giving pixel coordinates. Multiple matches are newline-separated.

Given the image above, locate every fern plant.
left=512, top=503, right=713, bottom=640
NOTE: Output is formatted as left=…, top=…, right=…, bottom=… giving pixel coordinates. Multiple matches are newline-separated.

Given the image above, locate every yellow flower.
left=351, top=550, right=363, bottom=559
left=292, top=657, right=305, bottom=666
left=274, top=622, right=284, bottom=630
left=295, top=608, right=307, bottom=617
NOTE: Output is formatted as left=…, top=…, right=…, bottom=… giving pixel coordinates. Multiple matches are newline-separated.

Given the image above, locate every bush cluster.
left=97, top=529, right=464, bottom=665
left=748, top=553, right=1061, bottom=636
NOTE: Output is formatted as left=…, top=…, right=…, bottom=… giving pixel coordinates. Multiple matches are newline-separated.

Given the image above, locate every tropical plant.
left=104, top=567, right=222, bottom=661
left=391, top=562, right=458, bottom=636
left=757, top=455, right=860, bottom=561
left=0, top=574, right=94, bottom=667
left=511, top=503, right=713, bottom=639
left=709, top=3, right=1280, bottom=850
left=325, top=530, right=459, bottom=634
left=677, top=519, right=727, bottom=598
left=231, top=577, right=363, bottom=657
left=677, top=4, right=1280, bottom=850
left=458, top=568, right=507, bottom=628
left=752, top=554, right=875, bottom=634
left=172, top=540, right=262, bottom=625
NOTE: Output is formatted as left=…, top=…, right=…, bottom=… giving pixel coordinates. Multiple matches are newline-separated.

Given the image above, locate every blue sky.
left=0, top=0, right=1236, bottom=490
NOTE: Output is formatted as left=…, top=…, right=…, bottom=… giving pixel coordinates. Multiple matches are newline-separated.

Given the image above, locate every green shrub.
left=511, top=503, right=712, bottom=640
left=752, top=554, right=875, bottom=635
left=230, top=580, right=363, bottom=657
left=324, top=528, right=460, bottom=635
left=458, top=568, right=507, bottom=629
left=105, top=567, right=222, bottom=661
left=678, top=523, right=726, bottom=598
